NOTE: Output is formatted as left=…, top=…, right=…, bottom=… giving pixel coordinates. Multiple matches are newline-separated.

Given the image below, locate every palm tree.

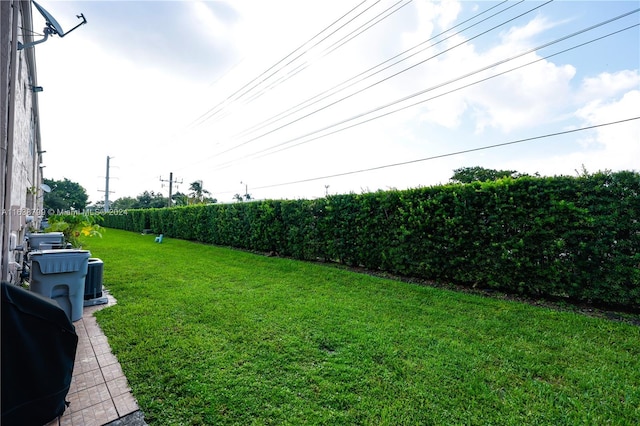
left=188, top=180, right=211, bottom=204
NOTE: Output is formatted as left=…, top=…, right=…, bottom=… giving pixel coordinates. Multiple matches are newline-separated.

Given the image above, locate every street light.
left=240, top=181, right=248, bottom=199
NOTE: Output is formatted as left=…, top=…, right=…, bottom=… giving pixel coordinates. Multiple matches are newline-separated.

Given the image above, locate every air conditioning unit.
left=84, top=258, right=107, bottom=306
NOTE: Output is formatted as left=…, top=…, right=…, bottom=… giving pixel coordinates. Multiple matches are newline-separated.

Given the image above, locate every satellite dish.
left=33, top=1, right=65, bottom=36
left=40, top=183, right=52, bottom=193
left=18, top=1, right=87, bottom=50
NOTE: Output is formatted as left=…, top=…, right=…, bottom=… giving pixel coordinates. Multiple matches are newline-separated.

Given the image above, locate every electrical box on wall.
left=9, top=233, right=17, bottom=251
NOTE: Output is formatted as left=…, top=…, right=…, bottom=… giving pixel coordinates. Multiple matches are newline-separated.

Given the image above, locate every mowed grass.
left=86, top=229, right=639, bottom=425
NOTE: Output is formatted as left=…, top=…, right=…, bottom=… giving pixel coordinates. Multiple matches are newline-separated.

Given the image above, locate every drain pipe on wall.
left=24, top=12, right=42, bottom=223
left=0, top=2, right=10, bottom=276
left=1, top=0, right=20, bottom=282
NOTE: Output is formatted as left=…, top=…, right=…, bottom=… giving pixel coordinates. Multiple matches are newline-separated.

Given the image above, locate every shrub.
left=46, top=213, right=104, bottom=248
left=99, top=171, right=640, bottom=308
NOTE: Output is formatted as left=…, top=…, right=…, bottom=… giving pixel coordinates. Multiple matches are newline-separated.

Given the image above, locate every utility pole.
left=160, top=172, right=182, bottom=207
left=98, top=156, right=115, bottom=212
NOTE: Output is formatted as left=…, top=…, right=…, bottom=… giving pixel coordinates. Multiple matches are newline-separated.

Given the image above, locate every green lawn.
left=86, top=229, right=639, bottom=425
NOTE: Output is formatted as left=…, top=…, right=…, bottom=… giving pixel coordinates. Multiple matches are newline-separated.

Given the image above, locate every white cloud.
left=36, top=33, right=212, bottom=203
left=410, top=13, right=577, bottom=134
left=577, top=70, right=640, bottom=102
left=516, top=90, right=640, bottom=177
left=437, top=0, right=462, bottom=30
left=33, top=1, right=639, bottom=203
left=575, top=89, right=640, bottom=159
left=469, top=59, right=577, bottom=133
left=191, top=1, right=232, bottom=43
left=401, top=0, right=462, bottom=49
left=499, top=14, right=556, bottom=47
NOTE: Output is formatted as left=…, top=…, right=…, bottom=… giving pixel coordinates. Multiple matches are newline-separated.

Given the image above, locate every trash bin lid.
left=30, top=250, right=91, bottom=274
left=28, top=232, right=64, bottom=245
left=28, top=232, right=64, bottom=238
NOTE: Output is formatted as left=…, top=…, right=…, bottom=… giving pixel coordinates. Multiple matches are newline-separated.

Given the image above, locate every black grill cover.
left=1, top=281, right=78, bottom=426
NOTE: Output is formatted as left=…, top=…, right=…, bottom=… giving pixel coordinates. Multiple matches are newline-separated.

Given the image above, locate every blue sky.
left=30, top=0, right=639, bottom=204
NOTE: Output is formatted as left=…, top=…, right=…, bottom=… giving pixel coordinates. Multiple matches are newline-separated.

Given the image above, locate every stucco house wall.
left=1, top=0, right=45, bottom=283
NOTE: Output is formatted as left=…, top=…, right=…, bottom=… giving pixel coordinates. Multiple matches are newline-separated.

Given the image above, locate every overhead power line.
left=248, top=117, right=640, bottom=191
left=209, top=14, right=639, bottom=170
left=231, top=0, right=516, bottom=141
left=239, top=0, right=414, bottom=108
left=178, top=0, right=520, bottom=172
left=187, top=0, right=380, bottom=129
left=202, top=0, right=413, bottom=129
left=209, top=0, right=553, bottom=160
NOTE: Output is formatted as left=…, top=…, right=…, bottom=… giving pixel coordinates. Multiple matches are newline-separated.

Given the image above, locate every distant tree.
left=87, top=200, right=105, bottom=212
left=43, top=178, right=89, bottom=212
left=450, top=166, right=520, bottom=183
left=188, top=180, right=213, bottom=204
left=172, top=192, right=189, bottom=206
left=232, top=192, right=252, bottom=202
left=136, top=191, right=167, bottom=209
left=110, top=192, right=174, bottom=209
left=110, top=196, right=137, bottom=210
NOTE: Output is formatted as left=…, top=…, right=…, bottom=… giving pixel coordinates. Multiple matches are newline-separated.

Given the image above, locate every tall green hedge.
left=100, top=171, right=640, bottom=308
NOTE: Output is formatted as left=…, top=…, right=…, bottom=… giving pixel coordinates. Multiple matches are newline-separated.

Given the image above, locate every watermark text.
left=2, top=208, right=128, bottom=216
